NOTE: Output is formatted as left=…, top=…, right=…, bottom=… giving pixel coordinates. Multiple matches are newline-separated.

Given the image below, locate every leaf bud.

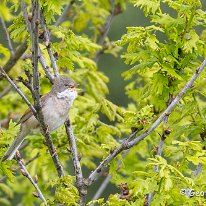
left=164, top=127, right=172, bottom=135
left=20, top=169, right=27, bottom=177
left=34, top=175, right=38, bottom=183
left=15, top=150, right=21, bottom=160
left=32, top=192, right=39, bottom=198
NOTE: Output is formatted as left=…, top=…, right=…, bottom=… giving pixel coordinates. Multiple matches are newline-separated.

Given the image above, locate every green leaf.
left=0, top=183, right=13, bottom=198
left=134, top=0, right=160, bottom=16
left=101, top=99, right=118, bottom=121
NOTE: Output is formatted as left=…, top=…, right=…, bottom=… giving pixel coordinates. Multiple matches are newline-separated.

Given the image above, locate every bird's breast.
left=42, top=95, right=74, bottom=131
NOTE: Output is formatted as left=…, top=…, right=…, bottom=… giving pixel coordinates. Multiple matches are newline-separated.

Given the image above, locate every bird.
left=2, top=75, right=78, bottom=161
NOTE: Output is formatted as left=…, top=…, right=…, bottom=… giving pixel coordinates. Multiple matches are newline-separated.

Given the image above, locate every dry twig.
left=16, top=153, right=46, bottom=203
left=65, top=119, right=86, bottom=205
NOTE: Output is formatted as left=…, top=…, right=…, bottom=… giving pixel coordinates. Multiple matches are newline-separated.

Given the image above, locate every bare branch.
left=65, top=119, right=86, bottom=205
left=40, top=0, right=77, bottom=76
left=87, top=131, right=138, bottom=185
left=90, top=148, right=130, bottom=204
left=127, top=63, right=205, bottom=148
left=0, top=153, right=40, bottom=183
left=0, top=67, right=36, bottom=114
left=20, top=0, right=54, bottom=83
left=29, top=0, right=64, bottom=178
left=16, top=153, right=47, bottom=203
left=90, top=175, right=111, bottom=205
left=0, top=14, right=14, bottom=56
left=87, top=59, right=206, bottom=185
left=94, top=0, right=116, bottom=62
left=147, top=97, right=172, bottom=204
left=154, top=95, right=173, bottom=172
left=40, top=11, right=59, bottom=77
left=19, top=0, right=32, bottom=33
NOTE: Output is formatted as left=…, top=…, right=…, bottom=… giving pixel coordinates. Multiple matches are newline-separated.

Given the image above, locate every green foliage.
left=8, top=16, right=27, bottom=41
left=1, top=0, right=206, bottom=205
left=111, top=0, right=206, bottom=205
left=47, top=175, right=79, bottom=205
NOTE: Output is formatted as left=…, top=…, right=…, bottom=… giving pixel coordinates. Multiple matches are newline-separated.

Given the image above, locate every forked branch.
left=87, top=59, right=206, bottom=185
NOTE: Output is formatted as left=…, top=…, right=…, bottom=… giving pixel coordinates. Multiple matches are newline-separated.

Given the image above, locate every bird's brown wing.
left=16, top=93, right=50, bottom=125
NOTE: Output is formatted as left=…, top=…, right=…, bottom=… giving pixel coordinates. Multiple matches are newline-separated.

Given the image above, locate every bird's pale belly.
left=27, top=98, right=71, bottom=133
left=44, top=110, right=68, bottom=131
left=42, top=98, right=70, bottom=131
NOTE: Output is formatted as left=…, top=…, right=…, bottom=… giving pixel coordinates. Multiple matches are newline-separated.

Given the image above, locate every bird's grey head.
left=51, top=75, right=76, bottom=94
left=51, top=75, right=78, bottom=102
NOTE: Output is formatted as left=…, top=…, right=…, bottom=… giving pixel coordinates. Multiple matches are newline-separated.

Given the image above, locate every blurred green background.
left=1, top=1, right=206, bottom=203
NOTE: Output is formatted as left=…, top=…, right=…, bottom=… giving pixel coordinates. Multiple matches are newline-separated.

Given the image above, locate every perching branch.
left=0, top=14, right=14, bottom=56
left=0, top=67, right=36, bottom=114
left=65, top=119, right=86, bottom=206
left=15, top=153, right=47, bottom=203
left=29, top=0, right=64, bottom=178
left=87, top=59, right=206, bottom=185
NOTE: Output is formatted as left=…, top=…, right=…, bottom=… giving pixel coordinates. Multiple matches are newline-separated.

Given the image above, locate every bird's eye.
left=64, top=84, right=75, bottom=88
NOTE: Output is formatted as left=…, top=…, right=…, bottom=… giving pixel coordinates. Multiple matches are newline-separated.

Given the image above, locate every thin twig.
left=147, top=96, right=172, bottom=205
left=90, top=175, right=111, bottom=205
left=146, top=119, right=168, bottom=205
left=0, top=14, right=14, bottom=56
left=16, top=155, right=47, bottom=203
left=49, top=0, right=76, bottom=42
left=87, top=60, right=206, bottom=185
left=154, top=95, right=173, bottom=172
left=55, top=0, right=76, bottom=27
left=0, top=67, right=36, bottom=114
left=40, top=11, right=59, bottom=77
left=65, top=119, right=86, bottom=206
left=90, top=148, right=130, bottom=204
left=20, top=0, right=32, bottom=33
left=94, top=0, right=115, bottom=62
left=0, top=153, right=40, bottom=183
left=87, top=131, right=138, bottom=185
left=20, top=0, right=54, bottom=83
left=0, top=39, right=28, bottom=80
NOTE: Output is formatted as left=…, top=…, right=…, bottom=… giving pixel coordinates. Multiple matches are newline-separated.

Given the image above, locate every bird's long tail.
left=2, top=128, right=28, bottom=162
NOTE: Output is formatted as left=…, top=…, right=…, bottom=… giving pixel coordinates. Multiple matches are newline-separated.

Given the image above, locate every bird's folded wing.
left=16, top=93, right=50, bottom=125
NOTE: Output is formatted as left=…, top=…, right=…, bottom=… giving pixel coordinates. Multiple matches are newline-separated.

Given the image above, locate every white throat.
left=57, top=89, right=78, bottom=102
